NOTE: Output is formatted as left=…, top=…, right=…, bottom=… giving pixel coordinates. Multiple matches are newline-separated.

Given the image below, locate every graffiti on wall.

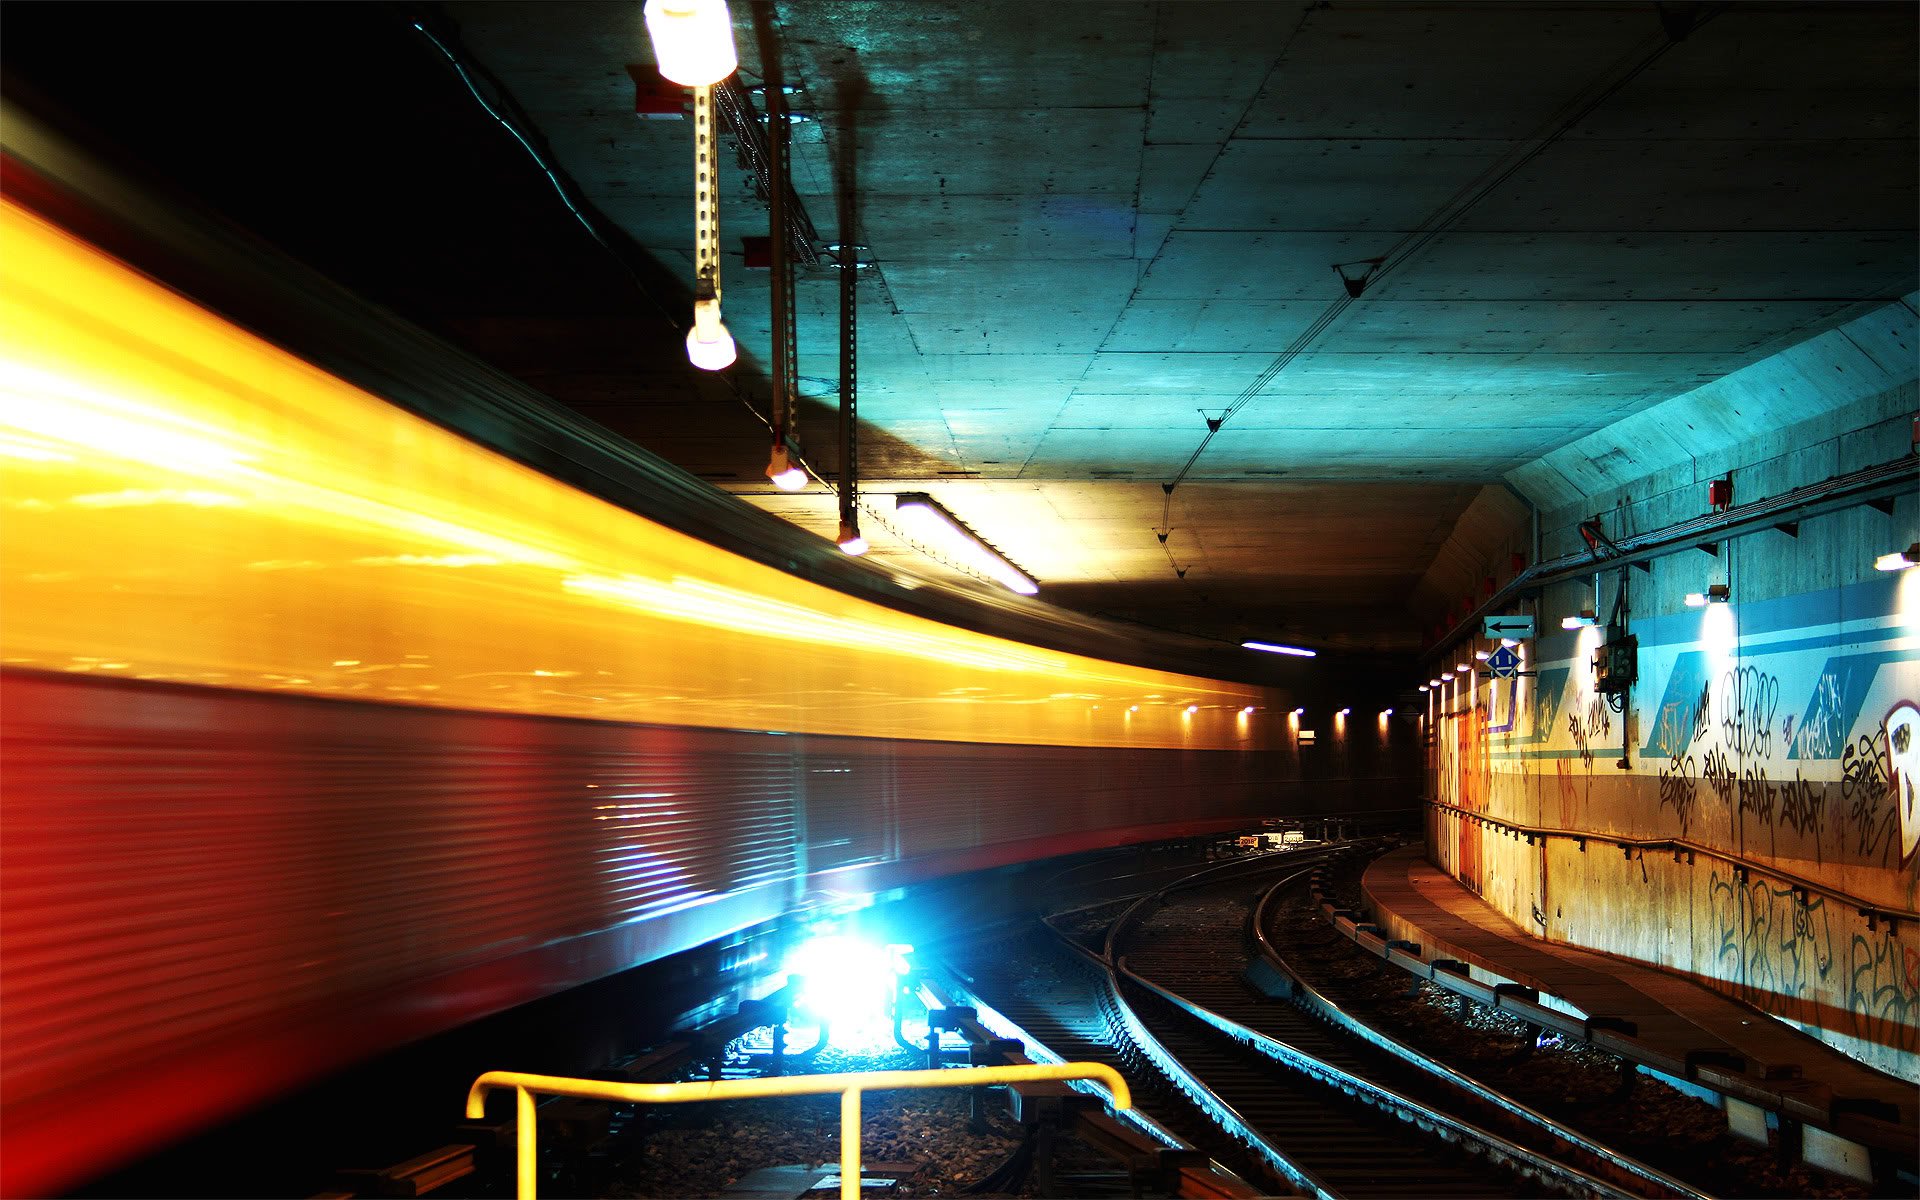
left=1709, top=868, right=1833, bottom=1026
left=1890, top=701, right=1919, bottom=862
left=1846, top=929, right=1920, bottom=1056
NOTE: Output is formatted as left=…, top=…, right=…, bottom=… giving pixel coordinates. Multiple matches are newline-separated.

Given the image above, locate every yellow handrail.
left=466, top=1062, right=1131, bottom=1200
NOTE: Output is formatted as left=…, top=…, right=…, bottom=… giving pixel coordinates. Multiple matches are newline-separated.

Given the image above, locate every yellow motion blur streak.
left=0, top=198, right=1275, bottom=748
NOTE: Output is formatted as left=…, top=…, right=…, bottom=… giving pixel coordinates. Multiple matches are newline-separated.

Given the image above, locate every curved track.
left=1013, top=845, right=1710, bottom=1200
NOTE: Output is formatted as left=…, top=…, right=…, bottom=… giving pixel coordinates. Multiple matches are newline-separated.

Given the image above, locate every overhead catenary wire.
left=1155, top=11, right=1713, bottom=545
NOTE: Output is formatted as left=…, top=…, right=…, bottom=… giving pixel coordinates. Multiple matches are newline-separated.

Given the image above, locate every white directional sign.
left=1482, top=614, right=1535, bottom=641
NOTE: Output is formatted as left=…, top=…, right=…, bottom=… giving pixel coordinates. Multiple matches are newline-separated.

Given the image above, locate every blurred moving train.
left=0, top=103, right=1313, bottom=1194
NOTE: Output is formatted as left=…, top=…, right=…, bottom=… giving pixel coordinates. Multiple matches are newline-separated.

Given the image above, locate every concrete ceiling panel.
left=1459, top=139, right=1919, bottom=233
left=830, top=108, right=1146, bottom=196
left=1140, top=142, right=1223, bottom=215
left=858, top=194, right=1137, bottom=260
left=1078, top=351, right=1293, bottom=394
left=782, top=0, right=1155, bottom=111
left=1180, top=139, right=1510, bottom=232
left=1134, top=230, right=1386, bottom=300
left=900, top=310, right=1119, bottom=355
left=884, top=257, right=1139, bottom=313
left=1372, top=231, right=1917, bottom=302
left=1100, top=299, right=1325, bottom=353
left=1054, top=393, right=1253, bottom=431
left=1240, top=5, right=1653, bottom=139
left=1571, top=9, right=1917, bottom=140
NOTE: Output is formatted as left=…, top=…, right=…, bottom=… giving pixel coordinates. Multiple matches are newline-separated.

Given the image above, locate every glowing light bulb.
left=1872, top=543, right=1918, bottom=571
left=836, top=521, right=867, bottom=556
left=643, top=0, right=739, bottom=87
left=685, top=297, right=737, bottom=370
left=765, top=444, right=807, bottom=491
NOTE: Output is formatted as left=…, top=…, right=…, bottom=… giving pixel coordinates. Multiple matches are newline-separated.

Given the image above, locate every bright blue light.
left=785, top=933, right=912, bottom=1049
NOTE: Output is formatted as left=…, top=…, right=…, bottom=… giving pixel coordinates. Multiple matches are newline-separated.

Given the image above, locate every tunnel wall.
left=1429, top=345, right=1919, bottom=1082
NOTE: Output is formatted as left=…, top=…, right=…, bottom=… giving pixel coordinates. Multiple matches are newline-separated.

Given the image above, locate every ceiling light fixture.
left=835, top=523, right=868, bottom=556
left=642, top=0, right=738, bottom=87
left=1243, top=641, right=1317, bottom=657
left=765, top=444, right=807, bottom=491
left=686, top=295, right=736, bottom=370
left=644, top=0, right=740, bottom=376
left=1874, top=542, right=1919, bottom=571
left=893, top=493, right=1038, bottom=595
left=1684, top=584, right=1730, bottom=607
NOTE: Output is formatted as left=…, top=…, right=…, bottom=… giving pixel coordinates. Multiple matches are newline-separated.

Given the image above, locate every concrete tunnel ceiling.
left=444, top=1, right=1918, bottom=655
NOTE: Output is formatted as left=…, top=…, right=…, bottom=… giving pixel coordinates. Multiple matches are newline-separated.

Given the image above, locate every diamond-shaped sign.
left=1486, top=645, right=1521, bottom=679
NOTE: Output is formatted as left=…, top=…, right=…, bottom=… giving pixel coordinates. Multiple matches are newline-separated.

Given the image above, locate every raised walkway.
left=1341, top=845, right=1914, bottom=1180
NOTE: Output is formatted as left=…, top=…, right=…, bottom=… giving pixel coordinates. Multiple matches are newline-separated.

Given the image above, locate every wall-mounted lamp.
left=1874, top=542, right=1919, bottom=571
left=1380, top=708, right=1393, bottom=717
left=1440, top=672, right=1454, bottom=682
left=1241, top=706, right=1256, bottom=715
left=1684, top=584, right=1730, bottom=607
left=1243, top=641, right=1317, bottom=657
left=1418, top=684, right=1429, bottom=693
left=1428, top=678, right=1441, bottom=687
left=1337, top=707, right=1351, bottom=717
left=1500, top=637, right=1519, bottom=648
left=1474, top=649, right=1491, bottom=661
left=1184, top=704, right=1199, bottom=715
left=1561, top=609, right=1598, bottom=630
left=893, top=493, right=1038, bottom=594
left=765, top=444, right=807, bottom=491
left=1453, top=661, right=1470, bottom=672
left=1291, top=707, right=1305, bottom=717
left=1128, top=705, right=1140, bottom=713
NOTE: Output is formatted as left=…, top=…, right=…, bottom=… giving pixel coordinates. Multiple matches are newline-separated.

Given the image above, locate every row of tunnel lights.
left=1421, top=543, right=1918, bottom=694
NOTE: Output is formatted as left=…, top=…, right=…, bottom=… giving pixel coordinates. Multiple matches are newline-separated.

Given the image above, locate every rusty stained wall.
left=1429, top=528, right=1920, bottom=1082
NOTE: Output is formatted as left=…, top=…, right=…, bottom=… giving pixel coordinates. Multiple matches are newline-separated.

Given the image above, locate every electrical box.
left=1593, top=633, right=1637, bottom=695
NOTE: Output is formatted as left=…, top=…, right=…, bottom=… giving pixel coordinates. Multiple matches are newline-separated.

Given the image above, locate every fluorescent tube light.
left=1243, top=641, right=1316, bottom=657
left=893, top=493, right=1038, bottom=595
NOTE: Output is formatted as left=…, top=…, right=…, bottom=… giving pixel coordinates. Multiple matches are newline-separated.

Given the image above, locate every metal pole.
left=837, top=188, right=858, bottom=535
left=516, top=1086, right=537, bottom=1200
left=839, top=1088, right=862, bottom=1200
left=758, top=2, right=795, bottom=452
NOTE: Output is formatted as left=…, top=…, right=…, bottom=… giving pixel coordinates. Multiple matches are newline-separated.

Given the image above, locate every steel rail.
left=1099, top=853, right=1642, bottom=1200
left=925, top=964, right=1267, bottom=1197
left=1251, top=868, right=1713, bottom=1200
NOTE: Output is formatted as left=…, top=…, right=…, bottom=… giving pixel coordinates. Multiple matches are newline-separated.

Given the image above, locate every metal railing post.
left=465, top=1063, right=1129, bottom=1200
left=839, top=1087, right=862, bottom=1200
left=515, top=1086, right=536, bottom=1200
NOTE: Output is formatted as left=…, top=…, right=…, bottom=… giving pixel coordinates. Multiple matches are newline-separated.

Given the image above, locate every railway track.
left=952, top=845, right=1712, bottom=1200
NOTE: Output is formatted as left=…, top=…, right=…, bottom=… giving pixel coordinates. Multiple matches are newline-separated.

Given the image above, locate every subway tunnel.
left=1, top=2, right=1916, bottom=1195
